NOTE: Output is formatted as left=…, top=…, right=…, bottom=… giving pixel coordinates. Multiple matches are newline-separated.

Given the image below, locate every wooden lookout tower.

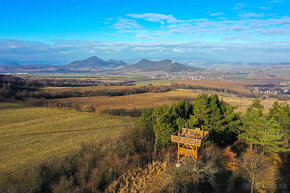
left=171, top=128, right=209, bottom=162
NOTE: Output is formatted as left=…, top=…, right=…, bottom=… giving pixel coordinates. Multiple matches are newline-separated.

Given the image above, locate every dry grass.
left=54, top=89, right=289, bottom=113
left=0, top=102, right=132, bottom=175
left=173, top=80, right=254, bottom=93
left=40, top=79, right=252, bottom=95
left=40, top=85, right=136, bottom=94
left=134, top=80, right=172, bottom=86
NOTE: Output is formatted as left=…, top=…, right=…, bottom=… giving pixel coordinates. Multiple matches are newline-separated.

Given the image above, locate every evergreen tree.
left=188, top=94, right=211, bottom=130
left=239, top=99, right=285, bottom=153
left=153, top=105, right=177, bottom=148
left=207, top=94, right=223, bottom=132
left=217, top=99, right=241, bottom=144
left=171, top=99, right=193, bottom=129
left=269, top=101, right=290, bottom=149
left=189, top=94, right=240, bottom=145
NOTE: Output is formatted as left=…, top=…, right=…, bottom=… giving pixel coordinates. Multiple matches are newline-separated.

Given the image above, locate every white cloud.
left=134, top=30, right=153, bottom=40
left=172, top=48, right=185, bottom=53
left=126, top=13, right=186, bottom=24
left=233, top=3, right=247, bottom=10
left=112, top=18, right=140, bottom=31
left=210, top=12, right=224, bottom=16
left=260, top=6, right=271, bottom=10
left=269, top=0, right=280, bottom=3
left=238, top=12, right=265, bottom=18
left=1, top=39, right=290, bottom=63
left=165, top=16, right=290, bottom=36
left=255, top=28, right=288, bottom=35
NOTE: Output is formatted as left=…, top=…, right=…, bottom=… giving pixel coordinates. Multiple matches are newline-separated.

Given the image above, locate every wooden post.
left=178, top=143, right=180, bottom=162
left=178, top=131, right=180, bottom=162
left=171, top=128, right=209, bottom=163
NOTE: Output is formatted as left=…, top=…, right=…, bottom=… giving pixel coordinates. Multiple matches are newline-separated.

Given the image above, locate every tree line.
left=0, top=75, right=172, bottom=100
left=0, top=75, right=135, bottom=88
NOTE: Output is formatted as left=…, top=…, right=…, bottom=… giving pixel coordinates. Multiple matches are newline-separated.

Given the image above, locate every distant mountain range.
left=0, top=56, right=202, bottom=73
left=2, top=56, right=287, bottom=74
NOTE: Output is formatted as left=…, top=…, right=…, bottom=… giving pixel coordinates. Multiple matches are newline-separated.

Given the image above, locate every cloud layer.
left=1, top=38, right=290, bottom=64
left=1, top=1, right=290, bottom=64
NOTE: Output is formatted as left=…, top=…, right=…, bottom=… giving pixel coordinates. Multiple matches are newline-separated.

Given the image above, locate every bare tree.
left=238, top=148, right=274, bottom=193
left=172, top=146, right=221, bottom=189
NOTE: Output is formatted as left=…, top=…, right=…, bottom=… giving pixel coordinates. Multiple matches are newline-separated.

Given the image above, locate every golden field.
left=0, top=102, right=132, bottom=175
left=53, top=89, right=289, bottom=113
left=40, top=85, right=137, bottom=94
left=172, top=80, right=254, bottom=93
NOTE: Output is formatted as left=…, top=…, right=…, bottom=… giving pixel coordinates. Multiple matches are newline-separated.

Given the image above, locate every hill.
left=64, top=56, right=127, bottom=71
left=0, top=62, right=21, bottom=66
left=128, top=59, right=201, bottom=72
left=0, top=57, right=205, bottom=73
left=107, top=59, right=127, bottom=65
left=0, top=57, right=128, bottom=73
left=0, top=62, right=21, bottom=72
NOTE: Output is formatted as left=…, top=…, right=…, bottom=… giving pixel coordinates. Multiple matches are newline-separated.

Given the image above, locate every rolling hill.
left=127, top=59, right=201, bottom=72
left=64, top=56, right=127, bottom=71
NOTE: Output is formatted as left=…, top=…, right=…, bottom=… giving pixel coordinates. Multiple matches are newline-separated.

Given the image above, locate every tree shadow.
left=276, top=152, right=289, bottom=193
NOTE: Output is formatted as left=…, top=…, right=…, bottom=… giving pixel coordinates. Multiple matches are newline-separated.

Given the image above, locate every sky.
left=0, top=0, right=290, bottom=64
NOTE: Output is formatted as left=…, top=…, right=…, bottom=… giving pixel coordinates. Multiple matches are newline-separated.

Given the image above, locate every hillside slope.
left=128, top=59, right=201, bottom=72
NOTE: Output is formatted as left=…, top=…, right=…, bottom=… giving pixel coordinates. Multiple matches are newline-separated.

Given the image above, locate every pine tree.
left=171, top=99, right=193, bottom=129
left=152, top=105, right=173, bottom=155
left=219, top=100, right=241, bottom=144
left=207, top=94, right=223, bottom=131
left=189, top=94, right=211, bottom=130
left=239, top=99, right=285, bottom=153
left=189, top=94, right=240, bottom=145
left=269, top=101, right=290, bottom=149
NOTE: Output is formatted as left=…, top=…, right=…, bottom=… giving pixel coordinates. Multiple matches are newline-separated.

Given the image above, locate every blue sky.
left=0, top=0, right=290, bottom=64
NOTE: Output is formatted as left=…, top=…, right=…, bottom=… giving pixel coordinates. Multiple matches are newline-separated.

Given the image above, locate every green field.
left=0, top=102, right=132, bottom=175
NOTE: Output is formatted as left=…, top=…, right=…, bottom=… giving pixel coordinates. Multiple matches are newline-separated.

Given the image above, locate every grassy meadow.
left=0, top=102, right=132, bottom=176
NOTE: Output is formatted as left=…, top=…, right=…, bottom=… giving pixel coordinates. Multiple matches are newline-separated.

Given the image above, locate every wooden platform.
left=171, top=128, right=209, bottom=162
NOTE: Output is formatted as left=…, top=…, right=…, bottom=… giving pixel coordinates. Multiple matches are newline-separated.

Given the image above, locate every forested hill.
left=128, top=59, right=202, bottom=72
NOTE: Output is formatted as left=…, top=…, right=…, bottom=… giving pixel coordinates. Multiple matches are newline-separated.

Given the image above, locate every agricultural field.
left=53, top=89, right=289, bottom=113
left=134, top=80, right=171, bottom=85
left=20, top=73, right=143, bottom=83
left=172, top=80, right=254, bottom=93
left=40, top=85, right=139, bottom=94
left=38, top=79, right=251, bottom=96
left=0, top=102, right=132, bottom=176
